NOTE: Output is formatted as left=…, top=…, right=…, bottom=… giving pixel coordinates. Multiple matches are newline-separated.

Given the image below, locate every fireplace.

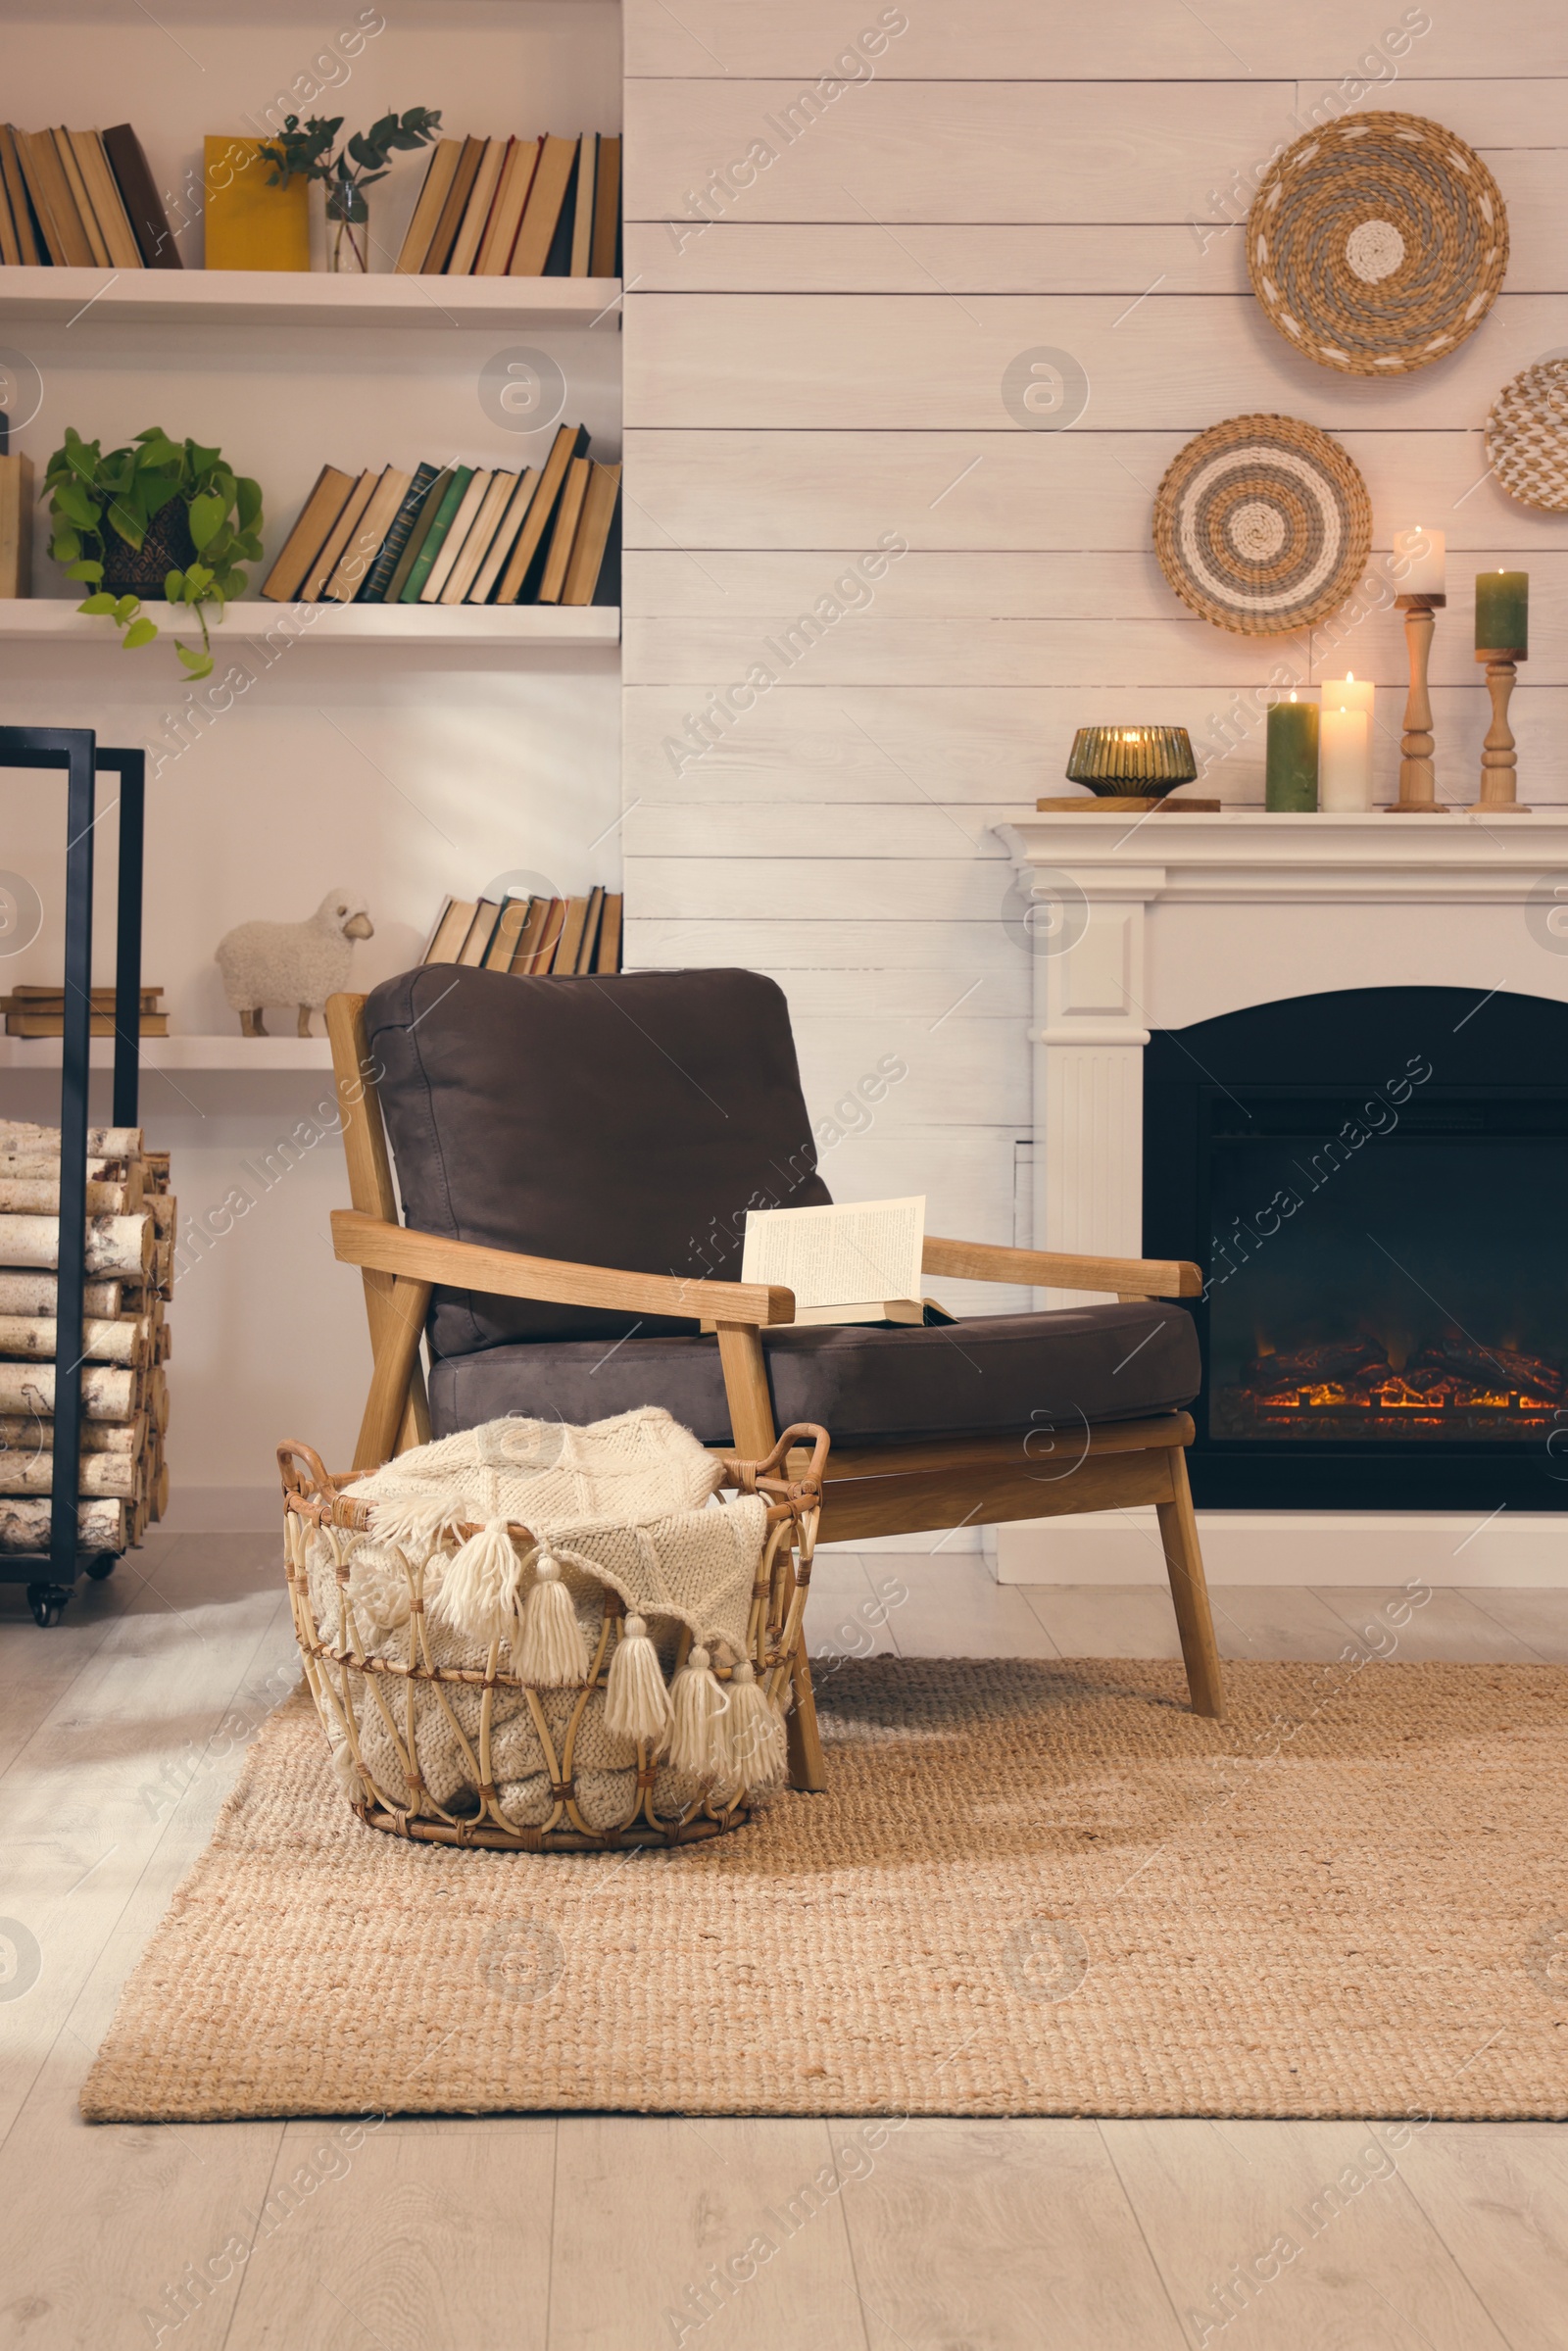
left=1144, top=986, right=1568, bottom=1512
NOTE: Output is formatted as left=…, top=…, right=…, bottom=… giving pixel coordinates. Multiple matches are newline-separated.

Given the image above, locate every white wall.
left=0, top=0, right=623, bottom=1504
left=619, top=0, right=1568, bottom=1346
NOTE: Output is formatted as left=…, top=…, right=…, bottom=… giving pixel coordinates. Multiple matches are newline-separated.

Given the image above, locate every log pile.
left=0, top=1121, right=172, bottom=1555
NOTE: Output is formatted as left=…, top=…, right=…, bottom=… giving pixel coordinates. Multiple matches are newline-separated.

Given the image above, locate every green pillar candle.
left=1475, top=568, right=1528, bottom=655
left=1265, top=695, right=1318, bottom=809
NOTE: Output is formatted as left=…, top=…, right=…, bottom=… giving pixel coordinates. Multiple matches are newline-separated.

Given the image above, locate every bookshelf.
left=0, top=0, right=626, bottom=1496
left=0, top=1036, right=334, bottom=1072
left=0, top=600, right=620, bottom=646
left=0, top=266, right=622, bottom=330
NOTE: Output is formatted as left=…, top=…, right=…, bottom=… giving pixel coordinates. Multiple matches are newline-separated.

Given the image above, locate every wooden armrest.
left=922, top=1234, right=1201, bottom=1299
left=330, top=1210, right=797, bottom=1326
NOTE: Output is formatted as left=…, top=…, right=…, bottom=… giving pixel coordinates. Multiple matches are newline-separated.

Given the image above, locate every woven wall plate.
left=1487, top=358, right=1568, bottom=512
left=1152, top=414, right=1372, bottom=636
left=1248, top=112, right=1508, bottom=376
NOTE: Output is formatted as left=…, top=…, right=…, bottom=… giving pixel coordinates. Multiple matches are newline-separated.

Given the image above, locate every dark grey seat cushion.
left=427, top=1300, right=1200, bottom=1448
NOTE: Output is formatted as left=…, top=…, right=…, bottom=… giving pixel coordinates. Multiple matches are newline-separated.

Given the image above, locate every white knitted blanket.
left=350, top=1405, right=764, bottom=1660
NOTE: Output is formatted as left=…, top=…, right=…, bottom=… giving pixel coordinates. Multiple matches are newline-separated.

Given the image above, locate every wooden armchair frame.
left=326, top=993, right=1224, bottom=1789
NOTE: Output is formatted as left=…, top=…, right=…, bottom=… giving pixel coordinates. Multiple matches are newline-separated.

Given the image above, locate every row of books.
left=259, top=425, right=619, bottom=609
left=423, top=892, right=623, bottom=977
left=395, top=133, right=619, bottom=278
left=0, top=123, right=174, bottom=269
left=1, top=985, right=169, bottom=1038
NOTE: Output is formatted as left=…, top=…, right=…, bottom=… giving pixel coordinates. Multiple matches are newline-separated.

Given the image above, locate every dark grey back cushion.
left=364, top=966, right=829, bottom=1358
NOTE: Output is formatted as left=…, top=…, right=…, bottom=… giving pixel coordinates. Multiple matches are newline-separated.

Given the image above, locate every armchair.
left=325, top=967, right=1223, bottom=1789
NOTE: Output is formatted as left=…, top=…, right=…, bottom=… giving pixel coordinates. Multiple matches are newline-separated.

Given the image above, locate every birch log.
left=0, top=1214, right=154, bottom=1275
left=0, top=1496, right=124, bottom=1550
left=0, top=1175, right=143, bottom=1215
left=0, top=1412, right=143, bottom=1455
left=0, top=1363, right=137, bottom=1418
left=0, top=1314, right=147, bottom=1366
left=0, top=1273, right=122, bottom=1316
left=0, top=1123, right=142, bottom=1155
left=0, top=1155, right=127, bottom=1182
left=0, top=1451, right=137, bottom=1498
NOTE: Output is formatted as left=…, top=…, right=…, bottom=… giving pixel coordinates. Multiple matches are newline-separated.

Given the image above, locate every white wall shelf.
left=0, top=600, right=619, bottom=646
left=0, top=1036, right=334, bottom=1071
left=0, top=265, right=622, bottom=330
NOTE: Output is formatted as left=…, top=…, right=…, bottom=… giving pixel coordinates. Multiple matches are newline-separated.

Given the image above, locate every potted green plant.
left=257, top=108, right=442, bottom=273
left=44, top=426, right=264, bottom=680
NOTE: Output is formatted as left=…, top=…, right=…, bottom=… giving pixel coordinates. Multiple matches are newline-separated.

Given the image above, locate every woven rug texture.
left=81, top=1658, right=1568, bottom=2122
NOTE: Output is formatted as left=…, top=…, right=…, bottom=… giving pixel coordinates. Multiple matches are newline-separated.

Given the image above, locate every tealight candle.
left=1394, top=525, right=1446, bottom=598
left=1265, top=691, right=1318, bottom=810
left=1475, top=568, right=1529, bottom=656
left=1319, top=706, right=1370, bottom=809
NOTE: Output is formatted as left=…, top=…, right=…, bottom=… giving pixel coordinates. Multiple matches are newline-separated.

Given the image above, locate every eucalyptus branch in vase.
left=257, top=108, right=442, bottom=273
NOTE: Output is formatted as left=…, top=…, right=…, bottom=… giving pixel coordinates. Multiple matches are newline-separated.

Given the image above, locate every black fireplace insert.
left=1143, top=986, right=1568, bottom=1511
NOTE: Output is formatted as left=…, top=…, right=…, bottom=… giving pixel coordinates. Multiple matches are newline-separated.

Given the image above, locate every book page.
left=741, top=1197, right=925, bottom=1309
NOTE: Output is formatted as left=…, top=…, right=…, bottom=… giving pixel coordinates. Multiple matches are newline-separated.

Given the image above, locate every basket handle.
left=277, top=1441, right=337, bottom=1504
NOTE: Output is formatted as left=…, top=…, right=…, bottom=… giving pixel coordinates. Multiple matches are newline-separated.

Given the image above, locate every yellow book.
left=203, top=136, right=310, bottom=271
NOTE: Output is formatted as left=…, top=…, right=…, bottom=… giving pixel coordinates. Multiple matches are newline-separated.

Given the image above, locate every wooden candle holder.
left=1390, top=593, right=1446, bottom=812
left=1471, top=650, right=1531, bottom=813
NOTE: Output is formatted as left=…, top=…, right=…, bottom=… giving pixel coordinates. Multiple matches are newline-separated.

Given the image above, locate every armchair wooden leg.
left=1155, top=1446, right=1226, bottom=1720
left=785, top=1648, right=827, bottom=1792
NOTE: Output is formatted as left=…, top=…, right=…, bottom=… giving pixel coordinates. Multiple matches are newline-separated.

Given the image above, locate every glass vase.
left=327, top=208, right=369, bottom=274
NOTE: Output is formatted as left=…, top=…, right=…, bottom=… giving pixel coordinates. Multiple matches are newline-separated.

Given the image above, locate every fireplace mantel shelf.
left=999, top=808, right=1568, bottom=903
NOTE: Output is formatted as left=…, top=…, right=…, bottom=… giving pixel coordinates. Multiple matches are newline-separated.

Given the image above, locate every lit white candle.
left=1319, top=705, right=1370, bottom=809
left=1394, top=524, right=1446, bottom=597
left=1320, top=672, right=1375, bottom=800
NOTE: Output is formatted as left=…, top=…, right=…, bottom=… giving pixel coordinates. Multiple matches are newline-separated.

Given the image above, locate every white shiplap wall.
left=620, top=1, right=1568, bottom=1317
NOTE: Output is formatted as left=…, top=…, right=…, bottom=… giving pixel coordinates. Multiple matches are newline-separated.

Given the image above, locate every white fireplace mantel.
left=990, top=808, right=1568, bottom=1586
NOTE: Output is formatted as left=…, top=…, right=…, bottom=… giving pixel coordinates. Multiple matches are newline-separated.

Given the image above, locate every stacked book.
left=0, top=123, right=178, bottom=268
left=0, top=1119, right=174, bottom=1554
left=259, top=424, right=619, bottom=609
left=396, top=132, right=619, bottom=277
left=1, top=984, right=169, bottom=1039
left=423, top=890, right=623, bottom=976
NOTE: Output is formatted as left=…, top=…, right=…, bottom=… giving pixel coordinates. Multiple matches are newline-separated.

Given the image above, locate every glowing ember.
left=1217, top=1333, right=1563, bottom=1441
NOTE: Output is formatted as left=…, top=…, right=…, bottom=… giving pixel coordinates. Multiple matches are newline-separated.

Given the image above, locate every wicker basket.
left=278, top=1427, right=828, bottom=1851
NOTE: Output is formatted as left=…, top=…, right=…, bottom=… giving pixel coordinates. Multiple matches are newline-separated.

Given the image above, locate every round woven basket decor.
left=1487, top=358, right=1568, bottom=511
left=1247, top=112, right=1508, bottom=375
left=1152, top=413, right=1372, bottom=635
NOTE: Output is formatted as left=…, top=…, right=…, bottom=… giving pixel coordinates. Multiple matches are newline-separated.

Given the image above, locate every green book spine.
left=382, top=465, right=453, bottom=606
left=399, top=466, right=473, bottom=603
left=359, top=462, right=439, bottom=603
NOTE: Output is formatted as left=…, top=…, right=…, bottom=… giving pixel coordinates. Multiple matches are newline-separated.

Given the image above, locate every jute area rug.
left=83, top=1658, right=1568, bottom=2123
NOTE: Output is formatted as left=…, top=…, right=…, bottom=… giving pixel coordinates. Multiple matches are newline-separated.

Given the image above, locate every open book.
left=740, top=1196, right=954, bottom=1327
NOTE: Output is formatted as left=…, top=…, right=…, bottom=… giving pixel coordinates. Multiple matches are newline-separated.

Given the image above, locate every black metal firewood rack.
left=0, top=728, right=145, bottom=1625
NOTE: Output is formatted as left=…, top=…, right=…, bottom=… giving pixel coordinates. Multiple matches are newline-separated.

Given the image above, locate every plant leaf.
left=122, top=617, right=159, bottom=650
left=64, top=560, right=103, bottom=583
left=175, top=641, right=213, bottom=678
left=235, top=477, right=263, bottom=530
left=76, top=592, right=117, bottom=614
left=186, top=492, right=226, bottom=550
left=113, top=595, right=141, bottom=624
left=51, top=481, right=99, bottom=529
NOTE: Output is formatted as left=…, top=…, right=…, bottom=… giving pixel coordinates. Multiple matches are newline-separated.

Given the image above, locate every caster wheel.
left=26, top=1584, right=72, bottom=1627
left=84, top=1553, right=120, bottom=1582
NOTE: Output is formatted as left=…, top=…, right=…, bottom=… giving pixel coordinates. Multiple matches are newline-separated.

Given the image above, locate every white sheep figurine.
left=216, top=889, right=374, bottom=1038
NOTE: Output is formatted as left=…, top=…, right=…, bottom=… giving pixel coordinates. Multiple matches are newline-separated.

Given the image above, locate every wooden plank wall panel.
left=626, top=5, right=1566, bottom=78
left=621, top=2, right=1568, bottom=1270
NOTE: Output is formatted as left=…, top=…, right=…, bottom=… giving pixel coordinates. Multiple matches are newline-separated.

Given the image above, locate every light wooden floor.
left=2, top=1536, right=1565, bottom=2351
